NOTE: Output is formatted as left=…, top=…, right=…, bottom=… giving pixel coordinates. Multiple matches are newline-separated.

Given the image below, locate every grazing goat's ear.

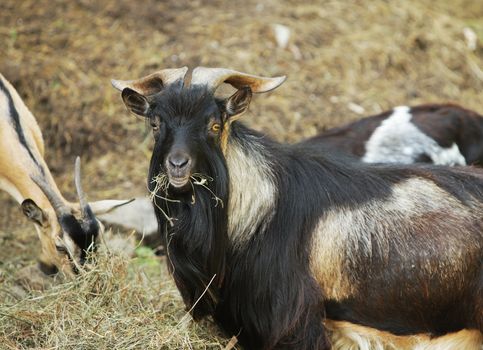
left=225, top=87, right=252, bottom=120
left=121, top=88, right=150, bottom=117
left=21, top=199, right=47, bottom=227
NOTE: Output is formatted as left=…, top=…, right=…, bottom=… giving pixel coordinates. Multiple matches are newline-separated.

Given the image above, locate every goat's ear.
left=121, top=88, right=150, bottom=117
left=224, top=87, right=252, bottom=120
left=21, top=199, right=47, bottom=227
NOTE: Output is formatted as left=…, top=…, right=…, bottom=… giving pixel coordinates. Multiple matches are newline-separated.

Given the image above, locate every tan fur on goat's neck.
left=220, top=121, right=231, bottom=155
left=220, top=112, right=246, bottom=155
left=224, top=131, right=277, bottom=247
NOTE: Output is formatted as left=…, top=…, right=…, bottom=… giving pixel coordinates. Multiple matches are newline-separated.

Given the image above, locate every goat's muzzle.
left=166, top=151, right=192, bottom=188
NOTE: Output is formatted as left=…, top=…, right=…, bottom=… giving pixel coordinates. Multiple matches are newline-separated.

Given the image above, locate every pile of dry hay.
left=0, top=246, right=229, bottom=349
left=0, top=0, right=481, bottom=348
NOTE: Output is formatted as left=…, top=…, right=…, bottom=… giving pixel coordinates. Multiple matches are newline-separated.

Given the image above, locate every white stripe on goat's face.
left=310, top=177, right=479, bottom=301
left=363, top=106, right=466, bottom=165
left=225, top=137, right=276, bottom=246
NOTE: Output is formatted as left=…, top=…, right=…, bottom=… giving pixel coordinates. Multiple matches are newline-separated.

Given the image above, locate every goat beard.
left=148, top=145, right=229, bottom=319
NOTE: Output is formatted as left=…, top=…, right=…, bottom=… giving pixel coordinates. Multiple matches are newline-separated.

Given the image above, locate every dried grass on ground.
left=0, top=0, right=482, bottom=348
left=0, top=247, right=227, bottom=349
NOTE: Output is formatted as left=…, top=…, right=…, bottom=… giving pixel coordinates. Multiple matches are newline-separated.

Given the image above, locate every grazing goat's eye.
left=210, top=123, right=221, bottom=133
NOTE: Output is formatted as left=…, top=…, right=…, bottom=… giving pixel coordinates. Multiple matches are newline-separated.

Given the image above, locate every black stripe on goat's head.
left=22, top=158, right=105, bottom=271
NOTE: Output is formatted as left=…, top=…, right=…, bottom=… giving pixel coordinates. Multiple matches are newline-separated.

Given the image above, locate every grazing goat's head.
left=21, top=157, right=128, bottom=273
left=112, top=67, right=285, bottom=193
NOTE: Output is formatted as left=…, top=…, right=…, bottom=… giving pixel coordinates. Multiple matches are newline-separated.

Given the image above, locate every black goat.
left=113, top=67, right=483, bottom=350
left=307, top=104, right=483, bottom=166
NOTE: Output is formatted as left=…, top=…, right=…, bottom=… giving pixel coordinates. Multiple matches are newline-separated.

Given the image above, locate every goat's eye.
left=210, top=123, right=221, bottom=133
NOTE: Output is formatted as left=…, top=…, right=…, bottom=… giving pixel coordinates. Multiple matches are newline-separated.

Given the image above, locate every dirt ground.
left=0, top=0, right=482, bottom=348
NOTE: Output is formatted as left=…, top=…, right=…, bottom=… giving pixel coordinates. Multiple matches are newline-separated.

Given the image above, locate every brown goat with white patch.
left=307, top=104, right=483, bottom=166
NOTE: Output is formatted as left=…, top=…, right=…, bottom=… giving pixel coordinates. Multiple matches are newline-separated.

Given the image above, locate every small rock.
left=463, top=27, right=477, bottom=51
left=347, top=102, right=365, bottom=115
left=272, top=24, right=291, bottom=49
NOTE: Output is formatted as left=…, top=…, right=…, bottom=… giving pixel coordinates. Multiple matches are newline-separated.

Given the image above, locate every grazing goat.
left=0, top=73, right=129, bottom=275
left=113, top=67, right=483, bottom=350
left=307, top=104, right=483, bottom=166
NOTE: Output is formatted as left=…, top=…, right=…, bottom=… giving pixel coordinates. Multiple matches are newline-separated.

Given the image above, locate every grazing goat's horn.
left=74, top=156, right=88, bottom=217
left=31, top=175, right=70, bottom=217
left=111, top=67, right=189, bottom=95
left=191, top=67, right=286, bottom=93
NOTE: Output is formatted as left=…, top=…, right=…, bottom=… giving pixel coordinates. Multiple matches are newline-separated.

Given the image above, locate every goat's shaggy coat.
left=115, top=69, right=483, bottom=350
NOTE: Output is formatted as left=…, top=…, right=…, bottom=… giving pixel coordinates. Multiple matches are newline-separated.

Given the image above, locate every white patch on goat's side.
left=363, top=106, right=466, bottom=166
left=310, top=177, right=480, bottom=301
left=325, top=320, right=483, bottom=350
left=225, top=137, right=276, bottom=246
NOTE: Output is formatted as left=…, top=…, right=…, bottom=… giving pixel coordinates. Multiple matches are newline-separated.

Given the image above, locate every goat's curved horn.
left=74, top=156, right=88, bottom=217
left=31, top=175, right=70, bottom=217
left=191, top=67, right=286, bottom=93
left=111, top=67, right=189, bottom=96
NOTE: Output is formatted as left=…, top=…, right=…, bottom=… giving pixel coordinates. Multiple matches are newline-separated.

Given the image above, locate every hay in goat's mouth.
left=190, top=173, right=224, bottom=208
left=149, top=173, right=177, bottom=227
left=149, top=172, right=224, bottom=210
left=148, top=172, right=223, bottom=228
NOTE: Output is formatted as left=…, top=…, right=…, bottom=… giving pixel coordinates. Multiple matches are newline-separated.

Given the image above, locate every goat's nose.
left=168, top=153, right=190, bottom=169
